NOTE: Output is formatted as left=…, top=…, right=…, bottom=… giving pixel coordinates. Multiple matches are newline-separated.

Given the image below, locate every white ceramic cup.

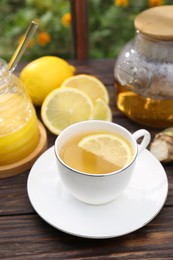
left=54, top=120, right=151, bottom=205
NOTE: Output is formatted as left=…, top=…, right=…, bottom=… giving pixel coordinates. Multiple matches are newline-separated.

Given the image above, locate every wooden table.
left=0, top=59, right=173, bottom=259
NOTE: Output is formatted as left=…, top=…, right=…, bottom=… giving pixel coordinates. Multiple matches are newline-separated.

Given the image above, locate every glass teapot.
left=0, top=58, right=40, bottom=166
left=114, top=6, right=173, bottom=128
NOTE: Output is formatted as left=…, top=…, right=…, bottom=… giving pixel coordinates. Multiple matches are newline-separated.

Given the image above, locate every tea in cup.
left=54, top=120, right=151, bottom=205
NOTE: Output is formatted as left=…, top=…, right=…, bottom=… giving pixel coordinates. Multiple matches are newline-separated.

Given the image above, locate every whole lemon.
left=20, top=56, right=75, bottom=106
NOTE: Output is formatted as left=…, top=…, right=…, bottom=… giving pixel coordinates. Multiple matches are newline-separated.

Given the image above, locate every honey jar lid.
left=134, top=5, right=173, bottom=40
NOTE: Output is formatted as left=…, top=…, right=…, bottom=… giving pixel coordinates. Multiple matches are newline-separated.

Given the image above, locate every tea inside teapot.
left=114, top=6, right=173, bottom=128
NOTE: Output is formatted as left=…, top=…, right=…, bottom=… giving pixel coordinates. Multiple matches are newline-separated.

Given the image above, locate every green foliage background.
left=0, top=0, right=172, bottom=62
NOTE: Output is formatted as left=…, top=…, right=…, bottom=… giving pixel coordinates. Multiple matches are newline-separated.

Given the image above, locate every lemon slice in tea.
left=79, top=133, right=133, bottom=170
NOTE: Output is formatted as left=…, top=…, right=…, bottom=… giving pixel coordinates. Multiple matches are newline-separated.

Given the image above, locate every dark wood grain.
left=0, top=59, right=173, bottom=259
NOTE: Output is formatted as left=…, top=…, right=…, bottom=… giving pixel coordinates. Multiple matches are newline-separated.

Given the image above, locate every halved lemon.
left=61, top=74, right=109, bottom=104
left=93, top=98, right=112, bottom=121
left=41, top=88, right=94, bottom=135
left=79, top=133, right=133, bottom=169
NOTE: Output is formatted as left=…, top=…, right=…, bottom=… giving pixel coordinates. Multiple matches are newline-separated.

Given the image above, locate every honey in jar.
left=114, top=6, right=173, bottom=128
left=0, top=58, right=40, bottom=166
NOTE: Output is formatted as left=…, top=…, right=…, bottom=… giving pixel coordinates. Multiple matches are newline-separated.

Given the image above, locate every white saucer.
left=27, top=146, right=168, bottom=239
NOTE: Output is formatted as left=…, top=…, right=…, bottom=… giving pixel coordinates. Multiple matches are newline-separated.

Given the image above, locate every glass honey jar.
left=114, top=6, right=173, bottom=128
left=0, top=58, right=40, bottom=166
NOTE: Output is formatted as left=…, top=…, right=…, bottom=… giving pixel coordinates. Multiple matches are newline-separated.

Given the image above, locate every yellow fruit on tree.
left=20, top=56, right=75, bottom=105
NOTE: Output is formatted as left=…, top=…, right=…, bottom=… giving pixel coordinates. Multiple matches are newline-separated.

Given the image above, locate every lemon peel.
left=20, top=56, right=75, bottom=106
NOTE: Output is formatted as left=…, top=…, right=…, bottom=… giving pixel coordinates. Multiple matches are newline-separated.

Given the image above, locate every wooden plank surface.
left=0, top=59, right=173, bottom=259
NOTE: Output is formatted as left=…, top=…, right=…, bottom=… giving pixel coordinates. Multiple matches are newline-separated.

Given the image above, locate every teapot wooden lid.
left=135, top=5, right=173, bottom=40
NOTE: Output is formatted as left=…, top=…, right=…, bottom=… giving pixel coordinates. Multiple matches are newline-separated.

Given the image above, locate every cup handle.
left=132, top=129, right=151, bottom=154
